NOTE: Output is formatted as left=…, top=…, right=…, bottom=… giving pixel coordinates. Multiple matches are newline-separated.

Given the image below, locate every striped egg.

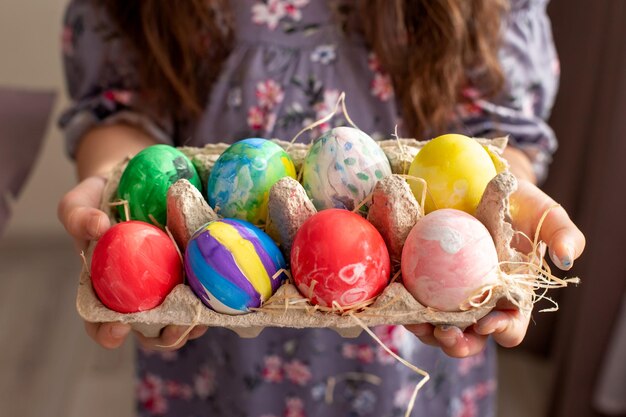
left=184, top=219, right=287, bottom=314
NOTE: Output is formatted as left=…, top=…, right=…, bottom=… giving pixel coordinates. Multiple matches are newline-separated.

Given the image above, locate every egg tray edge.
left=77, top=136, right=526, bottom=338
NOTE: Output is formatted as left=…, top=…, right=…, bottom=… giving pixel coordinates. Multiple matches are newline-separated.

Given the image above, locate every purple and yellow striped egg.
left=184, top=219, right=287, bottom=315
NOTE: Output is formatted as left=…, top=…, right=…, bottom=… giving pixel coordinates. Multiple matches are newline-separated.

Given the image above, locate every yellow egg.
left=408, top=134, right=497, bottom=214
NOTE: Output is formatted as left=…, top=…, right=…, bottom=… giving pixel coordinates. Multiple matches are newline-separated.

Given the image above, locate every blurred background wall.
left=0, top=0, right=75, bottom=239
left=0, top=1, right=624, bottom=417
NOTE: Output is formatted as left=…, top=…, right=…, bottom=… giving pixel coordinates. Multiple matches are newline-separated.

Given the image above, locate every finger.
left=188, top=326, right=208, bottom=340
left=511, top=181, right=585, bottom=270
left=58, top=176, right=111, bottom=241
left=474, top=309, right=530, bottom=348
left=84, top=321, right=131, bottom=350
left=433, top=326, right=488, bottom=358
left=405, top=323, right=440, bottom=347
left=134, top=325, right=190, bottom=352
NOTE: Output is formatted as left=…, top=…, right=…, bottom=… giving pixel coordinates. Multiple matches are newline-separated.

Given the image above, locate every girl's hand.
left=58, top=176, right=111, bottom=250
left=58, top=174, right=207, bottom=351
left=406, top=179, right=586, bottom=357
left=82, top=322, right=208, bottom=351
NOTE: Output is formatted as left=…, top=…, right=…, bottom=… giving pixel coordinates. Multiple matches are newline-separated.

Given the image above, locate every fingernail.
left=438, top=325, right=461, bottom=348
left=473, top=322, right=489, bottom=335
left=110, top=324, right=130, bottom=339
left=552, top=245, right=574, bottom=270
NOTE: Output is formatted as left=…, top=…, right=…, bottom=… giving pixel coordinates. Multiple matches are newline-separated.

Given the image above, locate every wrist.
left=501, top=146, right=537, bottom=185
left=75, top=124, right=158, bottom=180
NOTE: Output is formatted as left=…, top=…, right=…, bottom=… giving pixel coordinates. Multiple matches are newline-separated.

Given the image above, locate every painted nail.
left=438, top=326, right=461, bottom=348
left=558, top=245, right=575, bottom=270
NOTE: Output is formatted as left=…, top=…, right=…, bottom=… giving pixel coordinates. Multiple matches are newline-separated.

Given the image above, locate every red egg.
left=401, top=209, right=499, bottom=311
left=290, top=209, right=390, bottom=308
left=91, top=221, right=183, bottom=313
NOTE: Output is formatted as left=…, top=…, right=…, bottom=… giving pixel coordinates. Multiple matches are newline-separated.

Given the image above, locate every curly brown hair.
left=103, top=0, right=506, bottom=137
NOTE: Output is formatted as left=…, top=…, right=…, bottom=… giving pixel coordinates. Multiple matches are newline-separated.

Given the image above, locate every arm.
left=58, top=2, right=207, bottom=350
left=58, top=124, right=208, bottom=350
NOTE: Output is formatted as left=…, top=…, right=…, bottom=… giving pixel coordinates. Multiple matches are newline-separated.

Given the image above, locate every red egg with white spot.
left=290, top=209, right=390, bottom=308
left=91, top=221, right=183, bottom=313
left=401, top=208, right=499, bottom=311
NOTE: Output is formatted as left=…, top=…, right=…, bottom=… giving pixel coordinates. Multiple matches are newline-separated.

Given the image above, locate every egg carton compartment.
left=78, top=136, right=529, bottom=338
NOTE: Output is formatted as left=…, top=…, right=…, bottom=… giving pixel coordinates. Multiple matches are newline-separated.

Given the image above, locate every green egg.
left=117, top=144, right=202, bottom=226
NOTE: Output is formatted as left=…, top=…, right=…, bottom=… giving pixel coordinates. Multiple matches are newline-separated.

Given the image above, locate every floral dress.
left=60, top=1, right=560, bottom=416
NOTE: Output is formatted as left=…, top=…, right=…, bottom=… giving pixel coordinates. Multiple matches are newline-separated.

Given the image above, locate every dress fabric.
left=59, top=1, right=560, bottom=416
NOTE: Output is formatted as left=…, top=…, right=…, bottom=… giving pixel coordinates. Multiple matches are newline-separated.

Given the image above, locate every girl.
left=58, top=1, right=585, bottom=416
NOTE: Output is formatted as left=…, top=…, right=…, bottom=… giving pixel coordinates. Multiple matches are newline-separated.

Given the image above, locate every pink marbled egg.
left=401, top=209, right=499, bottom=311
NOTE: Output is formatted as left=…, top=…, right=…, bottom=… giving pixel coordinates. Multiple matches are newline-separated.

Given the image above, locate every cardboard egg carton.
left=77, top=137, right=529, bottom=338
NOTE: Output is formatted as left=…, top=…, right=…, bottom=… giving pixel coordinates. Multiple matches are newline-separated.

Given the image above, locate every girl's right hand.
left=58, top=175, right=208, bottom=350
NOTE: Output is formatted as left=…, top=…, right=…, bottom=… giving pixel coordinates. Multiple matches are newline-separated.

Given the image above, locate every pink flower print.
left=367, top=52, right=382, bottom=72
left=368, top=53, right=394, bottom=101
left=471, top=380, right=496, bottom=398
left=262, top=355, right=284, bottom=383
left=371, top=72, right=394, bottom=101
left=284, top=397, right=306, bottom=417
left=462, top=379, right=496, bottom=400
left=458, top=351, right=485, bottom=376
left=455, top=394, right=478, bottom=417
left=256, top=80, right=285, bottom=110
left=61, top=26, right=74, bottom=56
left=341, top=343, right=358, bottom=360
left=356, top=345, right=375, bottom=364
left=252, top=0, right=287, bottom=31
left=457, top=101, right=483, bottom=119
left=311, top=88, right=340, bottom=132
left=461, top=86, right=481, bottom=100
left=393, top=384, right=415, bottom=408
left=452, top=380, right=496, bottom=417
left=248, top=106, right=266, bottom=131
left=194, top=366, right=217, bottom=399
left=264, top=111, right=278, bottom=133
left=284, top=3, right=302, bottom=20
left=284, top=360, right=312, bottom=386
left=285, top=0, right=310, bottom=20
left=137, top=374, right=168, bottom=415
left=103, top=89, right=133, bottom=106
left=457, top=87, right=484, bottom=117
left=374, top=325, right=402, bottom=364
left=165, top=381, right=193, bottom=400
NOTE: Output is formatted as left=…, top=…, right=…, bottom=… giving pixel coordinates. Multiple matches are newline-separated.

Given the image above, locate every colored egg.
left=207, top=138, right=296, bottom=226
left=117, top=144, right=202, bottom=226
left=408, top=134, right=497, bottom=214
left=401, top=209, right=499, bottom=311
left=90, top=221, right=183, bottom=313
left=291, top=209, right=390, bottom=308
left=301, top=127, right=392, bottom=211
left=184, top=218, right=287, bottom=315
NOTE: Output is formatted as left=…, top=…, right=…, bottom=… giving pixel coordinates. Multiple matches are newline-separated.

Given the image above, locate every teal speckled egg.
left=207, top=138, right=297, bottom=226
left=117, top=144, right=202, bottom=226
left=301, top=127, right=392, bottom=211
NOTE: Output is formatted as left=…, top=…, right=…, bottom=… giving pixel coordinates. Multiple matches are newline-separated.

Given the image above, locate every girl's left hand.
left=405, top=179, right=586, bottom=358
